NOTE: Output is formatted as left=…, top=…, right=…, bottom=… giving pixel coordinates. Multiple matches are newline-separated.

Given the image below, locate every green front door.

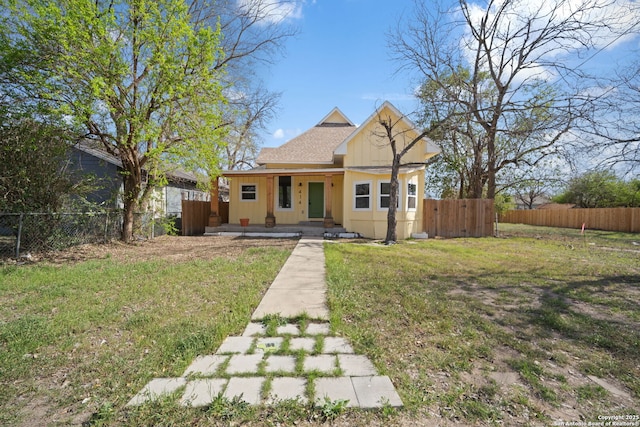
left=308, top=182, right=324, bottom=219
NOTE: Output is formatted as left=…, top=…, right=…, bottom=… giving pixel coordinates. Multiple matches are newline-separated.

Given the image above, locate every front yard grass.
left=326, top=225, right=640, bottom=425
left=1, top=227, right=638, bottom=426
left=0, top=237, right=297, bottom=426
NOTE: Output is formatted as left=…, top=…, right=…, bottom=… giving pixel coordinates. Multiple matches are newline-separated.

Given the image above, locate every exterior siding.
left=229, top=176, right=267, bottom=225
left=342, top=169, right=424, bottom=239
left=230, top=174, right=344, bottom=226
left=343, top=107, right=427, bottom=168
left=69, top=146, right=122, bottom=207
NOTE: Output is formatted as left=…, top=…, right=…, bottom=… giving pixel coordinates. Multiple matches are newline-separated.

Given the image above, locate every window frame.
left=407, top=179, right=418, bottom=211
left=277, top=176, right=293, bottom=211
left=377, top=180, right=402, bottom=211
left=353, top=180, right=372, bottom=211
left=240, top=183, right=258, bottom=202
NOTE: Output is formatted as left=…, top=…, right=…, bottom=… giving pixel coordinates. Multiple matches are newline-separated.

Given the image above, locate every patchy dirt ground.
left=5, top=234, right=639, bottom=427
left=36, top=235, right=300, bottom=264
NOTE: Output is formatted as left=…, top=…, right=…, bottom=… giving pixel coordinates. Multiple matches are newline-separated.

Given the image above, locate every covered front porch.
left=204, top=222, right=353, bottom=238
left=208, top=169, right=345, bottom=230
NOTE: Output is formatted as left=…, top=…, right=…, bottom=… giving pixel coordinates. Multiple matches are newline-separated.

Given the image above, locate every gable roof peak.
left=316, top=107, right=355, bottom=127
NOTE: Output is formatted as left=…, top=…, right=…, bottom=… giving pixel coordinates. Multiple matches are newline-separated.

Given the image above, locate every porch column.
left=265, top=174, right=276, bottom=228
left=323, top=174, right=334, bottom=228
left=208, top=177, right=221, bottom=227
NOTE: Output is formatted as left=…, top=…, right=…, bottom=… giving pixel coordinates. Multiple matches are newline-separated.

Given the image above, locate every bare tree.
left=222, top=86, right=281, bottom=171
left=213, top=0, right=296, bottom=171
left=579, top=57, right=640, bottom=174
left=391, top=0, right=639, bottom=199
left=373, top=105, right=439, bottom=244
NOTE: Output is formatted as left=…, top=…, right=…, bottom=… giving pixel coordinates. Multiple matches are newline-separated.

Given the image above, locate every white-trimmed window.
left=378, top=180, right=401, bottom=210
left=354, top=181, right=371, bottom=210
left=240, top=184, right=257, bottom=201
left=277, top=176, right=292, bottom=210
left=407, top=180, right=417, bottom=211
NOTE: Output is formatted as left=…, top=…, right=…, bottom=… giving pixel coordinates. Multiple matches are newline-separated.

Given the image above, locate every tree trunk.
left=385, top=157, right=401, bottom=243
left=486, top=170, right=497, bottom=200
left=121, top=163, right=142, bottom=243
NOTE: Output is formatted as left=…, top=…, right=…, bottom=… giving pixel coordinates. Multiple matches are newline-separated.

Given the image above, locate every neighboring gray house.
left=69, top=143, right=210, bottom=217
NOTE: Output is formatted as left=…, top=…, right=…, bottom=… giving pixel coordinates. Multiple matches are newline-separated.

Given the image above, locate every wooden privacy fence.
left=501, top=208, right=640, bottom=233
left=181, top=200, right=210, bottom=236
left=423, top=199, right=495, bottom=238
left=181, top=201, right=229, bottom=236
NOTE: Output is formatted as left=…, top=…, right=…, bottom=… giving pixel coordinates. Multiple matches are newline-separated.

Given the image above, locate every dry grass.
left=326, top=226, right=640, bottom=426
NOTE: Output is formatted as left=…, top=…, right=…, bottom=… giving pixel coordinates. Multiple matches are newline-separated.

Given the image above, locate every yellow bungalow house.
left=209, top=101, right=440, bottom=240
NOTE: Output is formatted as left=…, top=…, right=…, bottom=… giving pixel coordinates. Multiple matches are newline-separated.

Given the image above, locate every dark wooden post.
left=208, top=177, right=221, bottom=227
left=323, top=174, right=334, bottom=228
left=265, top=175, right=276, bottom=227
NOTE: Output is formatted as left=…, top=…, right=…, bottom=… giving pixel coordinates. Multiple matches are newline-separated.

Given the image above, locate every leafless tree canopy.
left=391, top=0, right=640, bottom=198
left=202, top=0, right=298, bottom=171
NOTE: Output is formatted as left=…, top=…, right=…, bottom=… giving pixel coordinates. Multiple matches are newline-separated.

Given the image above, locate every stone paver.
left=277, top=323, right=300, bottom=335
left=224, top=377, right=264, bottom=405
left=323, top=337, right=354, bottom=353
left=351, top=376, right=403, bottom=408
left=127, top=378, right=187, bottom=406
left=314, top=377, right=358, bottom=407
left=242, top=322, right=266, bottom=337
left=128, top=238, right=402, bottom=409
left=265, top=355, right=296, bottom=373
left=268, top=377, right=307, bottom=403
left=338, top=355, right=377, bottom=376
left=216, top=336, right=253, bottom=354
left=226, top=354, right=263, bottom=375
left=305, top=322, right=330, bottom=335
left=303, top=355, right=336, bottom=374
left=183, top=355, right=227, bottom=376
left=180, top=378, right=227, bottom=407
left=289, top=337, right=316, bottom=352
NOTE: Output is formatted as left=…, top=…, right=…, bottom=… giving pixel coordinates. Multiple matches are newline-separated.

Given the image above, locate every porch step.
left=204, top=224, right=353, bottom=238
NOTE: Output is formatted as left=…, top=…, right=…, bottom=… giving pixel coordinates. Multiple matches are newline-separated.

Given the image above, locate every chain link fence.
left=0, top=211, right=179, bottom=260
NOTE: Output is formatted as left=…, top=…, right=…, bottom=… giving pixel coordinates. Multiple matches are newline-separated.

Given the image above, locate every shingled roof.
left=256, top=108, right=356, bottom=165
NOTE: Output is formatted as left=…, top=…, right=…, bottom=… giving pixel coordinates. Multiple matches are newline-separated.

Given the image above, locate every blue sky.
left=258, top=0, right=419, bottom=147
left=256, top=0, right=640, bottom=153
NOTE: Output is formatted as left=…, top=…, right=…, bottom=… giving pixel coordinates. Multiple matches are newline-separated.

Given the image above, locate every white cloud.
left=272, top=127, right=303, bottom=140
left=460, top=0, right=640, bottom=83
left=236, top=0, right=304, bottom=25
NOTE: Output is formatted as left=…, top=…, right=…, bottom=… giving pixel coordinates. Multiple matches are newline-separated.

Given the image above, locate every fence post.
left=15, top=213, right=24, bottom=259
left=104, top=212, right=109, bottom=242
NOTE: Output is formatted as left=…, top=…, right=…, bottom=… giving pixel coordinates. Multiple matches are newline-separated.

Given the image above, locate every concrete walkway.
left=252, top=236, right=329, bottom=320
left=128, top=237, right=402, bottom=409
